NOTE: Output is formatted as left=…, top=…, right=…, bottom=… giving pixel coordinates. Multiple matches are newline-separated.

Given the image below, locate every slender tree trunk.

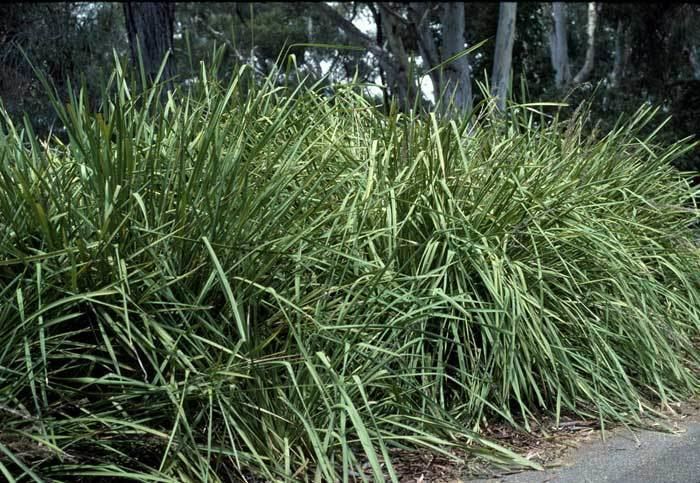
left=572, top=2, right=598, bottom=84
left=316, top=2, right=404, bottom=110
left=123, top=2, right=175, bottom=86
left=368, top=4, right=390, bottom=108
left=491, top=2, right=517, bottom=111
left=305, top=16, right=324, bottom=78
left=549, top=2, right=570, bottom=89
left=378, top=3, right=419, bottom=110
left=609, top=19, right=625, bottom=88
left=408, top=2, right=441, bottom=105
left=688, top=46, right=700, bottom=80
left=439, top=2, right=472, bottom=117
left=319, top=2, right=472, bottom=115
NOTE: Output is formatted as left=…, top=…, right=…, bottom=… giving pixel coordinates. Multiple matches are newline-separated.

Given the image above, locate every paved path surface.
left=468, top=421, right=700, bottom=483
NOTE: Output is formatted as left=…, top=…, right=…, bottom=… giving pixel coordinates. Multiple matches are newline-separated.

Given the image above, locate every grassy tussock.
left=0, top=61, right=699, bottom=482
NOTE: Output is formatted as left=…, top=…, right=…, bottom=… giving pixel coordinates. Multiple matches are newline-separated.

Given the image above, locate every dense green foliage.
left=0, top=60, right=699, bottom=481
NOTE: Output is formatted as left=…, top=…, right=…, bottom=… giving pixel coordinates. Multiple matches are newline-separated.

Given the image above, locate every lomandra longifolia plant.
left=0, top=54, right=699, bottom=482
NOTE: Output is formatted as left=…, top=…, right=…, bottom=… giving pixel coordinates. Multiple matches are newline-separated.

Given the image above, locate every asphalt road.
left=469, top=421, right=700, bottom=483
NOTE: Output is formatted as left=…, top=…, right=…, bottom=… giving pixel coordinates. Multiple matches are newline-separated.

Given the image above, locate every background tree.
left=438, top=2, right=473, bottom=115
left=363, top=2, right=476, bottom=115
left=0, top=1, right=698, bottom=171
left=548, top=2, right=571, bottom=89
left=572, top=2, right=598, bottom=84
left=377, top=3, right=421, bottom=109
left=608, top=18, right=629, bottom=89
left=123, top=2, right=175, bottom=84
left=491, top=2, right=517, bottom=110
left=0, top=3, right=125, bottom=134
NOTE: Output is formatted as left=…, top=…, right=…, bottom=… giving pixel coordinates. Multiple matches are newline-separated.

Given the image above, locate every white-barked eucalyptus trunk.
left=439, top=2, right=472, bottom=117
left=573, top=2, right=598, bottom=84
left=549, top=2, right=570, bottom=89
left=610, top=19, right=625, bottom=88
left=491, top=2, right=517, bottom=111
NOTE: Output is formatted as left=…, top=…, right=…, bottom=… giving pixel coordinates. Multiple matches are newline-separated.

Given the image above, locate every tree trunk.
left=572, top=2, right=598, bottom=84
left=439, top=2, right=472, bottom=117
left=305, top=16, right=324, bottom=78
left=316, top=2, right=408, bottom=110
left=378, top=3, right=419, bottom=111
left=609, top=19, right=625, bottom=88
left=688, top=46, right=700, bottom=80
left=368, top=4, right=390, bottom=108
left=123, top=2, right=175, bottom=86
left=491, top=2, right=517, bottom=111
left=408, top=2, right=441, bottom=104
left=549, top=2, right=570, bottom=89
